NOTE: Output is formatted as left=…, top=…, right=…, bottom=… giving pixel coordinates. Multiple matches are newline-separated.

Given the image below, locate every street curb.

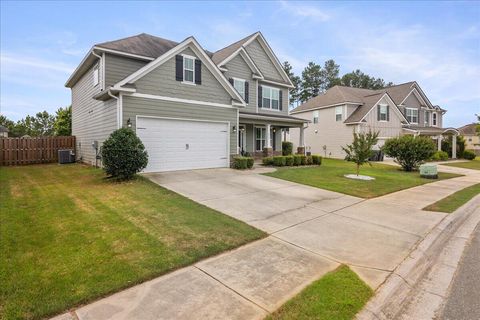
left=356, top=195, right=480, bottom=320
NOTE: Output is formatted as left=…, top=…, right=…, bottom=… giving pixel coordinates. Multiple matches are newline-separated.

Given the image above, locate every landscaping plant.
left=463, top=150, right=476, bottom=160
left=101, top=128, right=148, bottom=180
left=383, top=135, right=435, bottom=171
left=285, top=155, right=294, bottom=166
left=431, top=150, right=449, bottom=161
left=312, top=154, right=323, bottom=165
left=342, top=130, right=379, bottom=176
left=273, top=156, right=286, bottom=167
left=282, top=141, right=293, bottom=156
left=262, top=156, right=274, bottom=166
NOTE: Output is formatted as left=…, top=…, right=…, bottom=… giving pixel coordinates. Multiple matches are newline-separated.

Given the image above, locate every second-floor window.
left=183, top=56, right=194, bottom=83
left=313, top=111, right=319, bottom=124
left=262, top=86, right=280, bottom=110
left=335, top=106, right=343, bottom=122
left=93, top=66, right=99, bottom=86
left=378, top=104, right=388, bottom=121
left=233, top=78, right=246, bottom=100
left=432, top=112, right=437, bottom=126
left=406, top=108, right=418, bottom=124
left=424, top=111, right=430, bottom=126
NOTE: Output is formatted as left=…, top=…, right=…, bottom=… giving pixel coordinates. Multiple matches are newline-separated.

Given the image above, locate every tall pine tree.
left=282, top=61, right=301, bottom=107
left=300, top=62, right=323, bottom=102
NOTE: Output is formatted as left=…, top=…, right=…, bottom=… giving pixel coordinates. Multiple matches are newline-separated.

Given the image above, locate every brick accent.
left=263, top=147, right=273, bottom=157
left=297, top=146, right=305, bottom=155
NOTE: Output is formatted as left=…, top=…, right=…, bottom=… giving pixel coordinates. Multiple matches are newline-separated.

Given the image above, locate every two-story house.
left=66, top=32, right=307, bottom=172
left=290, top=82, right=459, bottom=158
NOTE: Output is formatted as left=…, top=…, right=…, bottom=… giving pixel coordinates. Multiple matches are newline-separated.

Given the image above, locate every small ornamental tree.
left=342, top=130, right=379, bottom=176
left=383, top=135, right=435, bottom=171
left=101, top=128, right=148, bottom=180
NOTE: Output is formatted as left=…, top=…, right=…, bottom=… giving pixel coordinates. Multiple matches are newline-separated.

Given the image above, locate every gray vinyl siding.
left=403, top=93, right=423, bottom=126
left=104, top=53, right=147, bottom=87
left=71, top=62, right=117, bottom=165
left=255, top=83, right=289, bottom=116
left=122, top=95, right=238, bottom=154
left=224, top=55, right=256, bottom=113
left=244, top=39, right=284, bottom=82
left=360, top=96, right=403, bottom=138
left=134, top=47, right=232, bottom=105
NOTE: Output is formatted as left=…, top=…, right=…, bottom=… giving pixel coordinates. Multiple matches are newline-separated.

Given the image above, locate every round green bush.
left=246, top=157, right=254, bottom=169
left=282, top=141, right=293, bottom=156
left=312, top=155, right=323, bottom=165
left=285, top=155, right=294, bottom=166
left=383, top=135, right=435, bottom=171
left=299, top=155, right=307, bottom=165
left=101, top=128, right=148, bottom=180
left=233, top=157, right=248, bottom=169
left=463, top=150, right=476, bottom=160
left=273, top=156, right=286, bottom=166
left=431, top=151, right=448, bottom=161
left=293, top=155, right=302, bottom=166
left=262, top=157, right=273, bottom=166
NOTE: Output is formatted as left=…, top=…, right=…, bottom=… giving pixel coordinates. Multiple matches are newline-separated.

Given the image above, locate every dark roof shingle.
left=458, top=123, right=478, bottom=135
left=95, top=33, right=179, bottom=58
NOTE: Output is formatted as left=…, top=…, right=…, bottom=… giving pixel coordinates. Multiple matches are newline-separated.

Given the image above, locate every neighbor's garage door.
left=137, top=117, right=229, bottom=172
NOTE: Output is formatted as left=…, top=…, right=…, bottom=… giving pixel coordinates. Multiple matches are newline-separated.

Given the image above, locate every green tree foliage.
left=282, top=61, right=301, bottom=106
left=323, top=59, right=341, bottom=90
left=441, top=135, right=466, bottom=158
left=300, top=62, right=323, bottom=102
left=101, top=128, right=148, bottom=180
left=340, top=69, right=393, bottom=90
left=383, top=135, right=436, bottom=171
left=54, top=106, right=72, bottom=136
left=342, top=130, right=379, bottom=176
left=0, top=115, right=15, bottom=131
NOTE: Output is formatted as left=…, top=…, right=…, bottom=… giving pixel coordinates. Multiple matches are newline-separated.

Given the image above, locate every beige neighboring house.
left=458, top=123, right=480, bottom=155
left=290, top=81, right=460, bottom=159
left=0, top=125, right=9, bottom=137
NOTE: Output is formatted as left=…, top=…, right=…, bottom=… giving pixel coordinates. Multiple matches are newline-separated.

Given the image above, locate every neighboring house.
left=0, top=125, right=8, bottom=137
left=290, top=82, right=459, bottom=158
left=458, top=123, right=480, bottom=155
left=66, top=32, right=307, bottom=172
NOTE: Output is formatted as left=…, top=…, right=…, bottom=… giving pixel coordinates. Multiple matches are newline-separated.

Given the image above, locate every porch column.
left=297, top=126, right=306, bottom=155
left=266, top=124, right=271, bottom=148
left=437, top=135, right=442, bottom=151
left=452, top=135, right=457, bottom=159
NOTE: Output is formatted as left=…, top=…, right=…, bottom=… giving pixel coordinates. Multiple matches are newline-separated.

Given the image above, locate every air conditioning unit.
left=58, top=149, right=75, bottom=164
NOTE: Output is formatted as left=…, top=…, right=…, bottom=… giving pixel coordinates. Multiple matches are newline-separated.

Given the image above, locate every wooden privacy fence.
left=0, top=136, right=75, bottom=166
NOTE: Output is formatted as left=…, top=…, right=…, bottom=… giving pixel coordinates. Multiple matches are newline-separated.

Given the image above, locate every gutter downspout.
left=107, top=90, right=121, bottom=129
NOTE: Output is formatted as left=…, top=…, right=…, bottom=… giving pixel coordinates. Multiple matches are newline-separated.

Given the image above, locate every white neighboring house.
left=290, top=82, right=459, bottom=159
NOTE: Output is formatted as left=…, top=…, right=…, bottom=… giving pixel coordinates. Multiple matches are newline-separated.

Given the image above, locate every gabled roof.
left=95, top=33, right=180, bottom=59
left=458, top=123, right=478, bottom=135
left=211, top=32, right=258, bottom=65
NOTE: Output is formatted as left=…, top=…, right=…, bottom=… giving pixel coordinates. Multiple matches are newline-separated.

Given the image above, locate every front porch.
left=403, top=127, right=460, bottom=158
left=238, top=112, right=307, bottom=159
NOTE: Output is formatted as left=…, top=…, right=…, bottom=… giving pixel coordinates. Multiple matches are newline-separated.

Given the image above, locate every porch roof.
left=239, top=111, right=307, bottom=126
left=403, top=126, right=459, bottom=136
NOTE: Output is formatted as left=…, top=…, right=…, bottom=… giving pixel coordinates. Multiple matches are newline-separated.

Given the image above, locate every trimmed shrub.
left=293, top=155, right=302, bottom=166
left=101, top=128, right=148, bottom=180
left=246, top=157, right=254, bottom=169
left=383, top=135, right=436, bottom=171
left=312, top=154, right=323, bottom=165
left=285, top=155, right=294, bottom=166
left=262, top=157, right=273, bottom=166
left=306, top=155, right=313, bottom=165
left=300, top=155, right=307, bottom=165
left=463, top=150, right=476, bottom=160
left=282, top=141, right=293, bottom=156
left=273, top=156, right=286, bottom=167
left=233, top=157, right=248, bottom=169
left=431, top=151, right=448, bottom=161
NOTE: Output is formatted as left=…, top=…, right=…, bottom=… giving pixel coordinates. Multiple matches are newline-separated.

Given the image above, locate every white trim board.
left=219, top=47, right=265, bottom=79
left=359, top=93, right=409, bottom=124
left=113, top=37, right=246, bottom=106
left=290, top=102, right=361, bottom=114
left=127, top=92, right=237, bottom=109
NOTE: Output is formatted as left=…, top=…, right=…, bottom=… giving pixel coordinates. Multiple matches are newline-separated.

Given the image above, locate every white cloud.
left=279, top=0, right=330, bottom=22
left=1, top=53, right=74, bottom=73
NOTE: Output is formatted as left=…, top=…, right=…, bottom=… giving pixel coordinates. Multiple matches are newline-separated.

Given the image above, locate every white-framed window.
left=233, top=78, right=245, bottom=100
left=93, top=66, right=99, bottom=86
left=406, top=108, right=418, bottom=124
left=183, top=56, right=195, bottom=83
left=313, top=111, right=319, bottom=124
left=379, top=104, right=388, bottom=121
left=255, top=127, right=266, bottom=151
left=262, top=86, right=280, bottom=110
left=432, top=112, right=437, bottom=126
left=335, top=106, right=343, bottom=122
left=424, top=110, right=430, bottom=126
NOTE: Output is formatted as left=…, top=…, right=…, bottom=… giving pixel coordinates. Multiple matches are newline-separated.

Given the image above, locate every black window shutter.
left=229, top=78, right=234, bottom=85
left=195, top=59, right=201, bottom=84
left=377, top=105, right=381, bottom=121
left=279, top=90, right=283, bottom=110
left=258, top=85, right=262, bottom=108
left=244, top=81, right=249, bottom=103
left=387, top=105, right=390, bottom=121
left=175, top=55, right=183, bottom=81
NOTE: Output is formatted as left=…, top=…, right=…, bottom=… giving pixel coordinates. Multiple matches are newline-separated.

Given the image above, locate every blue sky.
left=1, top=0, right=479, bottom=127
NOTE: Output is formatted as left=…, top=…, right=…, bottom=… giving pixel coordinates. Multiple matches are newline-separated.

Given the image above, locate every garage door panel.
left=137, top=117, right=229, bottom=172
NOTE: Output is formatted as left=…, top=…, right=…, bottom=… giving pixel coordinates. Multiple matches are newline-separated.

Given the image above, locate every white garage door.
left=137, top=117, right=229, bottom=172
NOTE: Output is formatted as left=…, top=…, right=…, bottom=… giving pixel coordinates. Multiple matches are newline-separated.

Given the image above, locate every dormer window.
left=233, top=78, right=246, bottom=100
left=378, top=104, right=388, bottom=121
left=183, top=56, right=194, bottom=83
left=406, top=108, right=418, bottom=124
left=93, top=66, right=99, bottom=86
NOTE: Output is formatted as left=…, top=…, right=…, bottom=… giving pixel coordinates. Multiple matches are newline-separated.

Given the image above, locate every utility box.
left=420, top=164, right=438, bottom=179
left=58, top=149, right=75, bottom=164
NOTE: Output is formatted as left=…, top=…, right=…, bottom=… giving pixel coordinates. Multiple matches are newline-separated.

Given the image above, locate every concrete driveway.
left=63, top=166, right=479, bottom=320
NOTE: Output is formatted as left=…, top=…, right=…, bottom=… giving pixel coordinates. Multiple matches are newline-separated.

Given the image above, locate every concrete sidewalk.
left=54, top=165, right=480, bottom=320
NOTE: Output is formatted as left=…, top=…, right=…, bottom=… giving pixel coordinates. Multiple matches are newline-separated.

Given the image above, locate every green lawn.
left=264, top=158, right=461, bottom=198
left=423, top=183, right=480, bottom=213
left=0, top=164, right=265, bottom=320
left=266, top=265, right=373, bottom=320
left=442, top=157, right=480, bottom=170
